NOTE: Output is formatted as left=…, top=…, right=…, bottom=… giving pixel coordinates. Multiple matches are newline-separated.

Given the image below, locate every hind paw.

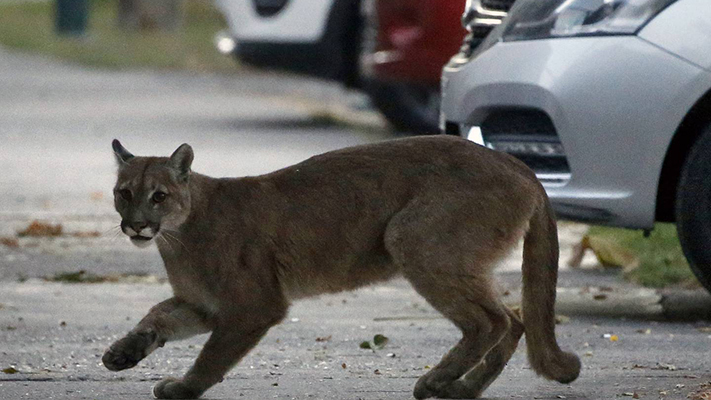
left=414, top=375, right=485, bottom=399
left=153, top=377, right=202, bottom=399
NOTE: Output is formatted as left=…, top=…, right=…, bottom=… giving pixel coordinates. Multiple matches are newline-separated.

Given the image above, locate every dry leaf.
left=688, top=382, right=711, bottom=400
left=17, top=221, right=62, bottom=237
left=567, top=234, right=639, bottom=271
left=0, top=237, right=19, bottom=248
left=653, top=363, right=677, bottom=371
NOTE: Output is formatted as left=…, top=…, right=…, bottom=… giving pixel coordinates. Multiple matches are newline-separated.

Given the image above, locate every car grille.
left=451, top=0, right=517, bottom=62
left=253, top=0, right=289, bottom=17
left=480, top=109, right=571, bottom=176
left=480, top=0, right=517, bottom=12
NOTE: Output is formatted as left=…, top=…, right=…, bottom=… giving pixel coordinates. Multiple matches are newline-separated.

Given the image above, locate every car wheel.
left=365, top=80, right=441, bottom=135
left=358, top=0, right=440, bottom=135
left=675, top=123, right=711, bottom=292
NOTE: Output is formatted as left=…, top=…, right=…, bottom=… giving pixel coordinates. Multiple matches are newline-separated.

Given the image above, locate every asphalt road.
left=1, top=47, right=711, bottom=400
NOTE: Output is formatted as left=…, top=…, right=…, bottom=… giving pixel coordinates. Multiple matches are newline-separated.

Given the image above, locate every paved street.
left=1, top=47, right=711, bottom=400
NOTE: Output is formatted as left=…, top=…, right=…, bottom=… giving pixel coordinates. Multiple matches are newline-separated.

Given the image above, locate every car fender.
left=639, top=0, right=711, bottom=72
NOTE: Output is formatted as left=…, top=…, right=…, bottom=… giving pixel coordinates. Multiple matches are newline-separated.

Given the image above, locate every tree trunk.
left=117, top=0, right=184, bottom=31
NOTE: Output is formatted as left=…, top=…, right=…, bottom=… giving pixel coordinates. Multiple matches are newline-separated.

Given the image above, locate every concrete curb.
left=503, top=287, right=711, bottom=321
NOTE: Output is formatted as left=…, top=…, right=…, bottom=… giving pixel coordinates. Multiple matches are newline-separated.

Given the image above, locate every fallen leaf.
left=2, top=367, right=18, bottom=374
left=359, top=341, right=372, bottom=350
left=374, top=369, right=381, bottom=375
left=653, top=363, right=676, bottom=371
left=17, top=221, right=62, bottom=237
left=610, top=335, right=619, bottom=342
left=315, top=335, right=332, bottom=342
left=341, top=363, right=347, bottom=369
left=593, top=294, right=608, bottom=301
left=0, top=237, right=19, bottom=248
left=373, top=334, right=389, bottom=348
left=567, top=234, right=639, bottom=271
left=688, top=382, right=711, bottom=400
left=636, top=329, right=652, bottom=334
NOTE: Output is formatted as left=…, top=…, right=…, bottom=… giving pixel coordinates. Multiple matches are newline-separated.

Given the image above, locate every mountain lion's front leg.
left=153, top=307, right=286, bottom=399
left=103, top=297, right=213, bottom=371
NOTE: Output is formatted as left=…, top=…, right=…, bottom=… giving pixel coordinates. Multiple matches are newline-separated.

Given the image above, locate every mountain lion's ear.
left=112, top=139, right=134, bottom=165
left=169, top=143, right=193, bottom=182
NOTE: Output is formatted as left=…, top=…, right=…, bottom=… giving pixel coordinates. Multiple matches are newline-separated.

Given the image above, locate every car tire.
left=675, top=123, right=711, bottom=292
left=365, top=80, right=441, bottom=135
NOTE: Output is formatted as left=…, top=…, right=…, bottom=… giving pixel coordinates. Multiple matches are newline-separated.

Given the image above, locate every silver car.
left=440, top=0, right=711, bottom=290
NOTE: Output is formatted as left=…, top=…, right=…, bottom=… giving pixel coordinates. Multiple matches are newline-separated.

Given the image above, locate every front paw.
left=103, top=330, right=158, bottom=371
left=153, top=377, right=201, bottom=399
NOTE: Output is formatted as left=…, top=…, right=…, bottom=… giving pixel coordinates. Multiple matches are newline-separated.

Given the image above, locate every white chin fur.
left=130, top=237, right=153, bottom=248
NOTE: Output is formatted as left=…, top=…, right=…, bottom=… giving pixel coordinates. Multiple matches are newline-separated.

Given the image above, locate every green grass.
left=0, top=0, right=237, bottom=72
left=588, top=223, right=697, bottom=288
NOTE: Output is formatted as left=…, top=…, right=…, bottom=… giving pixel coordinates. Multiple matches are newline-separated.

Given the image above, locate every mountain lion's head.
left=111, top=140, right=193, bottom=248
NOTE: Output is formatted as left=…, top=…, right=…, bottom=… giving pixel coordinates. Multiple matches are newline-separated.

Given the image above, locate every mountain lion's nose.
left=130, top=221, right=148, bottom=232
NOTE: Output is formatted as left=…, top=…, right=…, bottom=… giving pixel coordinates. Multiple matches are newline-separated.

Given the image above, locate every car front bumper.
left=441, top=36, right=705, bottom=229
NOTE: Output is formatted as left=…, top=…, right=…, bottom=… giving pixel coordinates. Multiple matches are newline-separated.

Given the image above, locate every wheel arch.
left=656, top=88, right=711, bottom=222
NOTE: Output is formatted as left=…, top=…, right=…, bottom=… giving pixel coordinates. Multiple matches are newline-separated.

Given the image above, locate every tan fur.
left=103, top=136, right=580, bottom=399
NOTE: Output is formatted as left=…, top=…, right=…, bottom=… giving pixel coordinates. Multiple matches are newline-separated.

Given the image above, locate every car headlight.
left=502, top=0, right=677, bottom=41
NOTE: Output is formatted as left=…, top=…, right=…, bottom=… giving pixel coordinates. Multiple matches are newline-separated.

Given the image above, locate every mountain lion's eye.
left=152, top=192, right=167, bottom=203
left=119, top=189, right=132, bottom=201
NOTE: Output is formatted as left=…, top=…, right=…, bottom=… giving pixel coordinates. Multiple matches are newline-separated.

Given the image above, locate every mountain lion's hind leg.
left=454, top=307, right=524, bottom=398
left=407, top=273, right=511, bottom=400
left=103, top=297, right=213, bottom=372
left=385, top=199, right=520, bottom=399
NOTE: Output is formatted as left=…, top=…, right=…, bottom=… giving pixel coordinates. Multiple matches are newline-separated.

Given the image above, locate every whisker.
left=162, top=230, right=189, bottom=252
left=158, top=235, right=175, bottom=253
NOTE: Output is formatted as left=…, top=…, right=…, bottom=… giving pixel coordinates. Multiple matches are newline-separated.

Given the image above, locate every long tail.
left=521, top=196, right=581, bottom=384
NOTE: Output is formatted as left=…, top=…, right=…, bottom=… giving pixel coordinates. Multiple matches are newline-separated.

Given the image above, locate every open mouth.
left=130, top=235, right=153, bottom=242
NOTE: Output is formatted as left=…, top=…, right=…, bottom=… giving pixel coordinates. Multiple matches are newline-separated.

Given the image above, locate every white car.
left=440, top=0, right=711, bottom=291
left=212, top=0, right=466, bottom=134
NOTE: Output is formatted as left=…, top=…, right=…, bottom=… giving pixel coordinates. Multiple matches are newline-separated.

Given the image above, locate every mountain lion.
left=103, top=136, right=580, bottom=399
